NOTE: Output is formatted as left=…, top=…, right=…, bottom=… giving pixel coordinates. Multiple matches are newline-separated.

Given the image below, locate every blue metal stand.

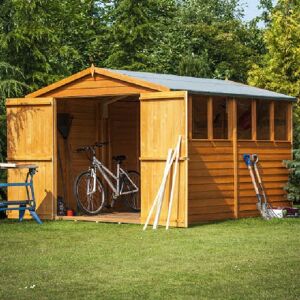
left=0, top=166, right=42, bottom=224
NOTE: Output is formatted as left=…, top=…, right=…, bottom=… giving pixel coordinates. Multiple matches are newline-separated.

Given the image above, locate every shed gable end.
left=41, top=74, right=160, bottom=97
left=26, top=67, right=170, bottom=98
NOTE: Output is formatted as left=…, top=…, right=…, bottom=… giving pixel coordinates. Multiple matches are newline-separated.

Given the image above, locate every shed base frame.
left=55, top=212, right=140, bottom=224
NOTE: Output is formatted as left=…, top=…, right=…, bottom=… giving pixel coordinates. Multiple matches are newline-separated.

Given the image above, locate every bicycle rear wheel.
left=121, top=171, right=140, bottom=212
left=74, top=170, right=106, bottom=215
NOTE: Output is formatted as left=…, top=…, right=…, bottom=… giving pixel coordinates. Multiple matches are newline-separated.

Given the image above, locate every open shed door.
left=140, top=91, right=188, bottom=227
left=6, top=98, right=56, bottom=219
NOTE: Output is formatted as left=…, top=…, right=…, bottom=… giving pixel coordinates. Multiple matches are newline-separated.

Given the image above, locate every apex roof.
left=26, top=66, right=297, bottom=101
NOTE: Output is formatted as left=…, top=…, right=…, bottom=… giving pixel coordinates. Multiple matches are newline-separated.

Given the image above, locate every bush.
left=284, top=104, right=300, bottom=204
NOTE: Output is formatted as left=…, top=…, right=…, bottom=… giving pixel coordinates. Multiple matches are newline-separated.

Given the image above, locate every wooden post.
left=270, top=101, right=275, bottom=141
left=287, top=102, right=293, bottom=143
left=184, top=92, right=189, bottom=228
left=96, top=102, right=102, bottom=159
left=252, top=100, right=256, bottom=141
left=208, top=97, right=213, bottom=140
left=188, top=95, right=193, bottom=140
left=232, top=99, right=239, bottom=219
left=227, top=99, right=233, bottom=140
left=53, top=99, right=57, bottom=219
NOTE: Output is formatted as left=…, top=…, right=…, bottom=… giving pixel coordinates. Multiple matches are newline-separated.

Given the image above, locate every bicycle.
left=73, top=142, right=140, bottom=215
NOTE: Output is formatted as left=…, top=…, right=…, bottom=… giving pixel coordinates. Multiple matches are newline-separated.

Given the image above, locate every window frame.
left=190, top=95, right=209, bottom=140
left=189, top=95, right=291, bottom=142
left=190, top=95, right=231, bottom=141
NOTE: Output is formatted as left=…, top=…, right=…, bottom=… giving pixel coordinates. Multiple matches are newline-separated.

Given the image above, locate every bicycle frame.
left=90, top=156, right=138, bottom=198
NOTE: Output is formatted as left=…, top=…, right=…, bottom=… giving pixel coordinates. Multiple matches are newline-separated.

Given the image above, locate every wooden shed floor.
left=55, top=212, right=141, bottom=225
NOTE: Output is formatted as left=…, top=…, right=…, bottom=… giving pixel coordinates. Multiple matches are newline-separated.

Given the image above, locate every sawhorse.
left=0, top=163, right=42, bottom=224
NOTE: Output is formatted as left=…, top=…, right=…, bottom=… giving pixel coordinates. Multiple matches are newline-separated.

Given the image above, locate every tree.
left=149, top=0, right=265, bottom=81
left=105, top=0, right=177, bottom=71
left=0, top=0, right=109, bottom=90
left=0, top=0, right=264, bottom=84
left=248, top=0, right=300, bottom=202
left=248, top=0, right=300, bottom=97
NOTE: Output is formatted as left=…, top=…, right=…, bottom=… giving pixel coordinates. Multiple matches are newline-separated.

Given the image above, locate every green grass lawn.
left=0, top=218, right=299, bottom=300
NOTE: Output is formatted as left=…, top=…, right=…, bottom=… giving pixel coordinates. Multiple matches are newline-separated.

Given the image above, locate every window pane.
left=237, top=100, right=252, bottom=140
left=192, top=96, right=207, bottom=139
left=213, top=98, right=228, bottom=139
left=256, top=100, right=270, bottom=140
left=274, top=102, right=288, bottom=140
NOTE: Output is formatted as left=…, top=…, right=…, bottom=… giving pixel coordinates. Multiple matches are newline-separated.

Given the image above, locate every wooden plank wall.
left=140, top=91, right=188, bottom=227
left=108, top=99, right=140, bottom=172
left=6, top=98, right=55, bottom=219
left=237, top=141, right=292, bottom=217
left=188, top=96, right=292, bottom=225
left=188, top=141, right=235, bottom=224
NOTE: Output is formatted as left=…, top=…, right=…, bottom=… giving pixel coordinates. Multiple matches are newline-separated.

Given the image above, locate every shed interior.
left=56, top=95, right=140, bottom=214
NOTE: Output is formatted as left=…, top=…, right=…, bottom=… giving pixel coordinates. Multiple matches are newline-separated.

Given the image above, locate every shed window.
left=213, top=98, right=228, bottom=139
left=237, top=100, right=252, bottom=140
left=274, top=102, right=288, bottom=140
left=256, top=100, right=270, bottom=140
left=192, top=96, right=208, bottom=139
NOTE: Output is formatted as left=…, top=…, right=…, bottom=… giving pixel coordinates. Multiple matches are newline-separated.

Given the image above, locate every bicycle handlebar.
left=76, top=142, right=108, bottom=153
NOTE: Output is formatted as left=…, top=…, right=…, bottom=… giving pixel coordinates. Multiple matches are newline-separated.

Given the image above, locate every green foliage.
left=104, top=0, right=264, bottom=81
left=105, top=0, right=178, bottom=71
left=248, top=0, right=300, bottom=202
left=149, top=0, right=265, bottom=81
left=285, top=104, right=300, bottom=202
left=0, top=0, right=265, bottom=84
left=178, top=51, right=212, bottom=78
left=257, top=0, right=275, bottom=24
left=285, top=149, right=300, bottom=202
left=0, top=62, right=28, bottom=97
left=248, top=0, right=300, bottom=96
left=0, top=0, right=108, bottom=90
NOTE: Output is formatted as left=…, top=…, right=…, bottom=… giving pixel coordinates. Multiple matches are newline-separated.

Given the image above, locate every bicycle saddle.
left=112, top=155, right=126, bottom=163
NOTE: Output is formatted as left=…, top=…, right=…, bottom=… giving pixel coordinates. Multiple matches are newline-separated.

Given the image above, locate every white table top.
left=0, top=163, right=38, bottom=169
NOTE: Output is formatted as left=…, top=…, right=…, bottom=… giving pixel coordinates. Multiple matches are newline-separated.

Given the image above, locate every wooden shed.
left=6, top=66, right=296, bottom=227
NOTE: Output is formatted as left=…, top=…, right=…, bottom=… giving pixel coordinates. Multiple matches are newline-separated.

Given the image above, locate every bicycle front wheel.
left=74, top=171, right=106, bottom=215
